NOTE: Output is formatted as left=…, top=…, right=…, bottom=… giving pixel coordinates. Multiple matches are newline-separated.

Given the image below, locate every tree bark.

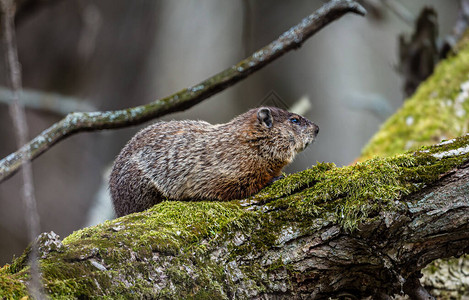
left=359, top=16, right=469, bottom=299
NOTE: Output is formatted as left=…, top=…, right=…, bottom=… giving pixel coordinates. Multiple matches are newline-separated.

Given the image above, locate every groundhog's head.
left=254, top=106, right=319, bottom=163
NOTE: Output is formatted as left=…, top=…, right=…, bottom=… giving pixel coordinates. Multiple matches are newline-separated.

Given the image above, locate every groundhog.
left=109, top=106, right=319, bottom=217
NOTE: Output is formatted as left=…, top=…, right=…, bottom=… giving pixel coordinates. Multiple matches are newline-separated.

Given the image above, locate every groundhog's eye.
left=289, top=117, right=300, bottom=124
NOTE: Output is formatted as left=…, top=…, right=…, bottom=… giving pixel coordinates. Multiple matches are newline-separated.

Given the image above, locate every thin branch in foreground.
left=0, top=0, right=366, bottom=183
left=0, top=0, right=43, bottom=298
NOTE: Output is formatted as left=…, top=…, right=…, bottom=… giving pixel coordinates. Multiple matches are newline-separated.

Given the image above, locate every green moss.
left=0, top=264, right=28, bottom=299
left=6, top=249, right=30, bottom=275
left=252, top=162, right=336, bottom=202
left=62, top=201, right=248, bottom=259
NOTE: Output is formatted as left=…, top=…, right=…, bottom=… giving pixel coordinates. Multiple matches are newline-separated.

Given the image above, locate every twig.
left=0, top=0, right=43, bottom=298
left=0, top=0, right=366, bottom=183
left=0, top=86, right=96, bottom=115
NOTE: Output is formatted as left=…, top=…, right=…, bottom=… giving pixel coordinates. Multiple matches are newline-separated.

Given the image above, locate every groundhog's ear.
left=257, top=107, right=273, bottom=128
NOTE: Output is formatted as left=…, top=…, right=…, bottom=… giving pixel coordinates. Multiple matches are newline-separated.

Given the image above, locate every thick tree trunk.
left=1, top=136, right=468, bottom=299
left=359, top=22, right=469, bottom=300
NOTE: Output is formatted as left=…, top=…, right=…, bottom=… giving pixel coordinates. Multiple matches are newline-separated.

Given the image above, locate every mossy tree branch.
left=1, top=136, right=468, bottom=299
left=0, top=0, right=366, bottom=183
left=359, top=27, right=469, bottom=298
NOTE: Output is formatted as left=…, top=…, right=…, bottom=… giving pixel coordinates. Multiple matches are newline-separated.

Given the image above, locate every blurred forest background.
left=0, top=0, right=461, bottom=264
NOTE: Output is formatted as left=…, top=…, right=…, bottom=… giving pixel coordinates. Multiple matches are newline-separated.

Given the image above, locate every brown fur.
left=109, top=107, right=319, bottom=217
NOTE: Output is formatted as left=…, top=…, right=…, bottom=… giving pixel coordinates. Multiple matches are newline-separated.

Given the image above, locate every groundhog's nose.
left=313, top=124, right=319, bottom=135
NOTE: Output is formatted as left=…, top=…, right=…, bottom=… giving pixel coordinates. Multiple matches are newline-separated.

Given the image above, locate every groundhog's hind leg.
left=111, top=167, right=164, bottom=217
left=134, top=180, right=164, bottom=215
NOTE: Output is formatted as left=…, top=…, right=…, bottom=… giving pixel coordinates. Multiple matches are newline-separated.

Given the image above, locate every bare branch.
left=0, top=86, right=96, bottom=115
left=0, top=0, right=366, bottom=183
